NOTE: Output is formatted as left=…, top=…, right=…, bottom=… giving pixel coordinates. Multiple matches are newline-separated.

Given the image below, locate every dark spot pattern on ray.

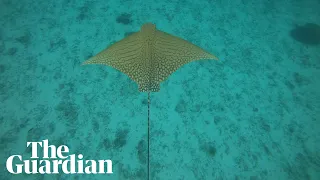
left=82, top=23, right=218, bottom=92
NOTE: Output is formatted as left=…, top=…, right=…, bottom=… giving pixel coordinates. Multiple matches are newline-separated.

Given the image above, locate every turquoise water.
left=1, top=0, right=319, bottom=179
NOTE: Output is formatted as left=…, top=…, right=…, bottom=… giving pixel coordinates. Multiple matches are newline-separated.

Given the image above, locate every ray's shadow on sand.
left=290, top=23, right=320, bottom=46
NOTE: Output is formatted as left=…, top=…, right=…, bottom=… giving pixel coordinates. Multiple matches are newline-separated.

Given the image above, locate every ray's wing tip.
left=212, top=56, right=219, bottom=60
left=81, top=57, right=96, bottom=66
left=81, top=61, right=89, bottom=66
left=208, top=54, right=219, bottom=60
left=81, top=60, right=95, bottom=66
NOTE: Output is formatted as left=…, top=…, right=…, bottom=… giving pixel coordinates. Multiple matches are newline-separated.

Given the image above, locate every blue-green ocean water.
left=0, top=0, right=319, bottom=179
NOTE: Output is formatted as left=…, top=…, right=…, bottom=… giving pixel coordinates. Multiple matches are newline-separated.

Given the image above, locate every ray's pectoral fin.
left=81, top=32, right=149, bottom=85
left=82, top=31, right=142, bottom=71
left=153, top=30, right=218, bottom=82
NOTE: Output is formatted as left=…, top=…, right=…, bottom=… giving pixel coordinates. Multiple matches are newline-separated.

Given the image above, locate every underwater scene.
left=0, top=0, right=319, bottom=179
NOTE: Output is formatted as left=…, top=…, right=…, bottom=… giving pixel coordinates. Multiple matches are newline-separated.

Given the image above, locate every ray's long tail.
left=147, top=92, right=150, bottom=180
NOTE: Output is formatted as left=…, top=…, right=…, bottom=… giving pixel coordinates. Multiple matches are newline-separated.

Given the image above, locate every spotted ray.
left=82, top=23, right=218, bottom=92
left=83, top=23, right=218, bottom=180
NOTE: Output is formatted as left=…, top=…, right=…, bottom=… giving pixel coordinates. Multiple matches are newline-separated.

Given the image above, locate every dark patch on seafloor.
left=116, top=13, right=132, bottom=25
left=290, top=23, right=320, bottom=45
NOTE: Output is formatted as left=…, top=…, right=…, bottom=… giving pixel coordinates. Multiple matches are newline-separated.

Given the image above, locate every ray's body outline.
left=83, top=23, right=218, bottom=180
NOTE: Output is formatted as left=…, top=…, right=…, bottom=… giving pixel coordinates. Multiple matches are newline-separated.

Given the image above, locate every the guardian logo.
left=6, top=139, right=113, bottom=174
